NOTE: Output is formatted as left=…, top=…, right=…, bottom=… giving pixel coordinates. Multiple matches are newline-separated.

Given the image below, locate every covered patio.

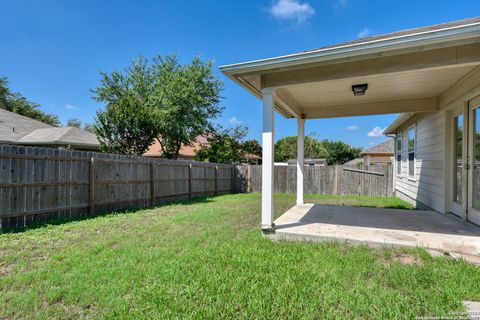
left=272, top=204, right=480, bottom=258
left=220, top=18, right=480, bottom=255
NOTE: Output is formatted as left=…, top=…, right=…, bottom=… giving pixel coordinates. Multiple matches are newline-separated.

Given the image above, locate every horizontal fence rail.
left=234, top=164, right=393, bottom=198
left=0, top=145, right=235, bottom=229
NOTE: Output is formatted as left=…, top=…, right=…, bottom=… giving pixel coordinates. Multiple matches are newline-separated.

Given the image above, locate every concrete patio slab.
left=463, top=300, right=480, bottom=318
left=269, top=204, right=480, bottom=257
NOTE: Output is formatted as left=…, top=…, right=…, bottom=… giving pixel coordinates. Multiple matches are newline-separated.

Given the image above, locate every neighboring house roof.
left=245, top=153, right=261, bottom=161
left=361, top=140, right=394, bottom=155
left=17, top=127, right=99, bottom=148
left=144, top=136, right=210, bottom=158
left=0, top=108, right=52, bottom=143
left=0, top=108, right=99, bottom=149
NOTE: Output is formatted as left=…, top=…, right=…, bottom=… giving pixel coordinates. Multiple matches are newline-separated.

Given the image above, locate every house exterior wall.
left=394, top=111, right=446, bottom=213
left=364, top=154, right=393, bottom=165
left=393, top=67, right=480, bottom=214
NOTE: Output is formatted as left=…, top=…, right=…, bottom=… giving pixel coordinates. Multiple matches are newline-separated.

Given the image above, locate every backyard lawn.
left=1, top=193, right=479, bottom=319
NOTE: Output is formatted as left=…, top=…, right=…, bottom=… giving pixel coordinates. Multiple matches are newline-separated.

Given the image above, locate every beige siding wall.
left=394, top=110, right=446, bottom=212
left=392, top=67, right=480, bottom=213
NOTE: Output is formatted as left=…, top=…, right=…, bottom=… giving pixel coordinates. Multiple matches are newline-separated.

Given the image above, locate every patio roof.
left=220, top=17, right=480, bottom=119
left=220, top=17, right=480, bottom=233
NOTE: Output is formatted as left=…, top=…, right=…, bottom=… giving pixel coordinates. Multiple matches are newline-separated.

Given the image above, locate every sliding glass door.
left=468, top=96, right=480, bottom=225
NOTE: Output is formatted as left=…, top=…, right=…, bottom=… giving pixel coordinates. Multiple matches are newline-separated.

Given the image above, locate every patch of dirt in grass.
left=373, top=248, right=424, bottom=267
left=393, top=253, right=423, bottom=265
left=0, top=263, right=13, bottom=276
left=380, top=252, right=423, bottom=266
left=52, top=300, right=86, bottom=316
left=110, top=242, right=121, bottom=249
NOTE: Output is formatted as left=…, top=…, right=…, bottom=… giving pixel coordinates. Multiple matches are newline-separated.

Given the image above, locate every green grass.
left=1, top=193, right=479, bottom=319
left=302, top=194, right=415, bottom=209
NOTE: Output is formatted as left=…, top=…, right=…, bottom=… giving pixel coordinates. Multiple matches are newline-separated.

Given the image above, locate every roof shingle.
left=362, top=140, right=394, bottom=155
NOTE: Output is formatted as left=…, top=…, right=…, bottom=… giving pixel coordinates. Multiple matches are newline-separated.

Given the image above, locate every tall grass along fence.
left=235, top=164, right=393, bottom=198
left=0, top=145, right=235, bottom=229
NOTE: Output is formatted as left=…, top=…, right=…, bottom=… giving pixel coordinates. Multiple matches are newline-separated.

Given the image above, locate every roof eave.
left=220, top=22, right=480, bottom=75
left=384, top=113, right=416, bottom=134
left=16, top=141, right=100, bottom=148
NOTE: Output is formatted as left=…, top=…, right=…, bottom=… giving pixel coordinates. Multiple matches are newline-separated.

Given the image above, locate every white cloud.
left=367, top=126, right=385, bottom=137
left=229, top=116, right=242, bottom=125
left=269, top=0, right=315, bottom=24
left=357, top=28, right=371, bottom=38
left=345, top=125, right=359, bottom=131
left=65, top=104, right=79, bottom=110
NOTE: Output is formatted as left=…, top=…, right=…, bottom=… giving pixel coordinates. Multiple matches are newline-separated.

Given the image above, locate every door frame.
left=467, top=95, right=480, bottom=226
left=448, top=105, right=468, bottom=219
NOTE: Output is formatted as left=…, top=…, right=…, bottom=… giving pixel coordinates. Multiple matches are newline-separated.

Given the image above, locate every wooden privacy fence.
left=0, top=145, right=235, bottom=229
left=235, top=164, right=394, bottom=197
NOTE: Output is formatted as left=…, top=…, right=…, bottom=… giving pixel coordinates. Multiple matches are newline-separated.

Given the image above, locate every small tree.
left=0, top=77, right=60, bottom=126
left=83, top=123, right=94, bottom=132
left=195, top=125, right=249, bottom=164
left=242, top=139, right=262, bottom=157
left=66, top=118, right=82, bottom=128
left=321, top=140, right=362, bottom=165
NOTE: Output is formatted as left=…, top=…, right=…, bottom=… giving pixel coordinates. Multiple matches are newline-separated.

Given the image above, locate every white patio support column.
left=296, top=118, right=304, bottom=205
left=261, top=87, right=275, bottom=231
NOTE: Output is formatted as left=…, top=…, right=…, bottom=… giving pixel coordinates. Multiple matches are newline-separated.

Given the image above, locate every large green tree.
left=0, top=77, right=60, bottom=126
left=94, top=96, right=159, bottom=155
left=92, top=54, right=223, bottom=157
left=274, top=135, right=327, bottom=162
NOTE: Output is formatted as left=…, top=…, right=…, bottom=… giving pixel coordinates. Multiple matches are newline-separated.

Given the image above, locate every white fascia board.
left=220, top=23, right=480, bottom=75
left=384, top=113, right=416, bottom=134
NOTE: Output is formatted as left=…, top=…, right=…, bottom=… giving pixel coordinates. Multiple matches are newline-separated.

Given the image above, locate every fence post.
left=150, top=162, right=156, bottom=206
left=388, top=163, right=393, bottom=196
left=247, top=165, right=251, bottom=193
left=189, top=163, right=193, bottom=199
left=231, top=165, right=235, bottom=194
left=335, top=165, right=340, bottom=195
left=89, top=157, right=95, bottom=215
left=215, top=165, right=218, bottom=195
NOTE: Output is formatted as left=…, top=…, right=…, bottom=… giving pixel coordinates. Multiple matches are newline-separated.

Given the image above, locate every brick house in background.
left=143, top=136, right=210, bottom=160
left=361, top=140, right=394, bottom=165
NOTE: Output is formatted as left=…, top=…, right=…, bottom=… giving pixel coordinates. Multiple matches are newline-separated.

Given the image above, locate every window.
left=396, top=133, right=402, bottom=176
left=408, top=125, right=416, bottom=178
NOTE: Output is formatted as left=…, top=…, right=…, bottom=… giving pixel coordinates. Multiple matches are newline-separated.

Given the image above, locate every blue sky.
left=1, top=1, right=479, bottom=149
